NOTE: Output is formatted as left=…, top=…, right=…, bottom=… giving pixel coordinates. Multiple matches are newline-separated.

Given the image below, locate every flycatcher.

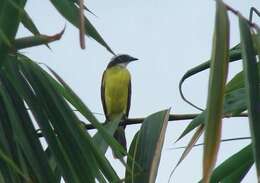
left=101, top=54, right=138, bottom=158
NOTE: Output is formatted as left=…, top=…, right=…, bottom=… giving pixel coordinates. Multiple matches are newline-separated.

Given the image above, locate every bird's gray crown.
left=107, top=54, right=138, bottom=68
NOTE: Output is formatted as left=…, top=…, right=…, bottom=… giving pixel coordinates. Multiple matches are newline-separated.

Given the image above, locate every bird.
left=101, top=54, right=138, bottom=158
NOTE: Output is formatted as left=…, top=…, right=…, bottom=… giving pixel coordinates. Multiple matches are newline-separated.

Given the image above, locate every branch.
left=82, top=112, right=248, bottom=130
left=36, top=113, right=248, bottom=137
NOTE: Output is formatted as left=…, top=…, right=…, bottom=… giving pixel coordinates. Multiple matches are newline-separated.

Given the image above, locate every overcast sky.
left=18, top=0, right=260, bottom=182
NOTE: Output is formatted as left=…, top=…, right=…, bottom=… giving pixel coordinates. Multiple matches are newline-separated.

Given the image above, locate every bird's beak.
left=130, top=57, right=138, bottom=62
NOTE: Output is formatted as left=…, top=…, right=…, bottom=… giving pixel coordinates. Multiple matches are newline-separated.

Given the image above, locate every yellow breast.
left=103, top=66, right=131, bottom=119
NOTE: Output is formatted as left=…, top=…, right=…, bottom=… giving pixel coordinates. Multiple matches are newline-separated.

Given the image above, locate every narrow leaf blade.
left=239, top=16, right=260, bottom=181
left=198, top=144, right=253, bottom=183
left=0, top=0, right=27, bottom=61
left=203, top=1, right=229, bottom=182
left=49, top=0, right=114, bottom=54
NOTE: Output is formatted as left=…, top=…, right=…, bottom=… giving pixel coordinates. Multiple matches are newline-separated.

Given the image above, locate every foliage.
left=0, top=0, right=259, bottom=183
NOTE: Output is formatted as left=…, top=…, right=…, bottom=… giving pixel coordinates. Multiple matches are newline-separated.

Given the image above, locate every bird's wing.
left=101, top=70, right=108, bottom=121
left=126, top=79, right=131, bottom=118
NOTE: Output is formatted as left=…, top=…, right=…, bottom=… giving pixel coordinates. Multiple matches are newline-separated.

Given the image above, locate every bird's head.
left=107, top=54, right=138, bottom=68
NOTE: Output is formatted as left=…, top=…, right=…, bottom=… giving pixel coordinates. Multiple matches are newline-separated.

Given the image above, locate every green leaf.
left=203, top=1, right=229, bottom=183
left=19, top=55, right=120, bottom=182
left=225, top=34, right=260, bottom=94
left=3, top=56, right=81, bottom=182
left=0, top=0, right=27, bottom=62
left=239, top=16, right=260, bottom=182
left=212, top=144, right=253, bottom=183
left=177, top=87, right=247, bottom=142
left=92, top=115, right=122, bottom=154
left=253, top=32, right=260, bottom=61
left=179, top=44, right=241, bottom=110
left=221, top=161, right=252, bottom=183
left=0, top=89, right=25, bottom=183
left=2, top=55, right=120, bottom=182
left=42, top=63, right=126, bottom=157
left=126, top=109, right=170, bottom=183
left=21, top=60, right=106, bottom=182
left=178, top=33, right=259, bottom=111
left=169, top=125, right=204, bottom=182
left=0, top=146, right=29, bottom=182
left=198, top=144, right=253, bottom=183
left=223, top=87, right=247, bottom=114
left=20, top=10, right=52, bottom=49
left=225, top=71, right=244, bottom=93
left=49, top=0, right=114, bottom=54
left=21, top=10, right=40, bottom=35
left=0, top=72, right=56, bottom=183
left=176, top=111, right=206, bottom=141
left=70, top=0, right=97, bottom=17
left=45, top=148, right=62, bottom=182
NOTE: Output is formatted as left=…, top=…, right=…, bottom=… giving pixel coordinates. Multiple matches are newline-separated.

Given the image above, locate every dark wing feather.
left=101, top=70, right=108, bottom=121
left=122, top=78, right=131, bottom=129
left=126, top=79, right=131, bottom=118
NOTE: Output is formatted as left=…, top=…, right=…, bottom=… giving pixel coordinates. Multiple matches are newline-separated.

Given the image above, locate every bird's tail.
left=113, top=127, right=127, bottom=159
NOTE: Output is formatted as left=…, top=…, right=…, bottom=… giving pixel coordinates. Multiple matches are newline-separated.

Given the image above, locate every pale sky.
left=18, top=0, right=260, bottom=182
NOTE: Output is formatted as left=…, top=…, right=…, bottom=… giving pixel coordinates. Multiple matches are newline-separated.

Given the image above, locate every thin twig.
left=225, top=3, right=260, bottom=31
left=170, top=136, right=251, bottom=150
left=81, top=112, right=248, bottom=130
left=249, top=7, right=260, bottom=23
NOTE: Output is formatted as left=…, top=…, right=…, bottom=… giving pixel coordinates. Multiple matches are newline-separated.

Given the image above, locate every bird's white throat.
left=118, top=63, right=128, bottom=68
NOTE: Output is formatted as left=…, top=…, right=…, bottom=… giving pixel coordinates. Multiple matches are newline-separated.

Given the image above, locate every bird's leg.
left=120, top=113, right=128, bottom=129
